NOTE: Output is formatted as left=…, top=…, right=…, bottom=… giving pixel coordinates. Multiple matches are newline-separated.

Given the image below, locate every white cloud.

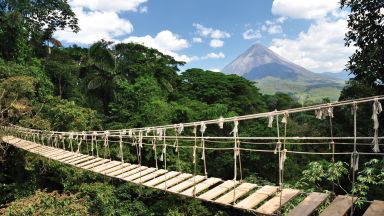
left=243, top=29, right=262, bottom=40
left=202, top=52, right=225, bottom=59
left=269, top=19, right=355, bottom=72
left=139, top=6, right=148, bottom=13
left=124, top=30, right=197, bottom=62
left=193, top=37, right=203, bottom=43
left=261, top=17, right=286, bottom=35
left=272, top=0, right=339, bottom=19
left=193, top=23, right=230, bottom=39
left=69, top=0, right=147, bottom=13
left=209, top=39, right=224, bottom=48
left=55, top=7, right=133, bottom=44
left=209, top=68, right=221, bottom=72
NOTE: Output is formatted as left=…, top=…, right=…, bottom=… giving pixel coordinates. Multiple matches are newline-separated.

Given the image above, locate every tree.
left=0, top=0, right=79, bottom=58
left=341, top=0, right=384, bottom=89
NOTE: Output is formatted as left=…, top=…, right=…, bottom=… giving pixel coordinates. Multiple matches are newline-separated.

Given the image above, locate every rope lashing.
left=76, top=131, right=86, bottom=153
left=372, top=98, right=382, bottom=152
left=315, top=105, right=334, bottom=119
left=53, top=134, right=58, bottom=148
left=152, top=131, right=158, bottom=169
left=351, top=102, right=358, bottom=216
left=231, top=119, right=240, bottom=204
left=192, top=124, right=198, bottom=197
left=268, top=110, right=276, bottom=128
left=200, top=122, right=208, bottom=178
left=119, top=131, right=124, bottom=163
left=68, top=132, right=74, bottom=152
left=59, top=134, right=64, bottom=150
left=91, top=131, right=97, bottom=157
left=218, top=116, right=224, bottom=129
left=103, top=130, right=111, bottom=160
left=159, top=129, right=166, bottom=162
left=174, top=124, right=183, bottom=171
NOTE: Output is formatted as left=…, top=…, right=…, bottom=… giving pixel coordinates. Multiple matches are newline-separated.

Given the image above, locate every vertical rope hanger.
left=152, top=130, right=158, bottom=169
left=351, top=102, right=358, bottom=216
left=278, top=112, right=289, bottom=215
left=231, top=119, right=239, bottom=204
left=372, top=98, right=382, bottom=152
left=68, top=132, right=74, bottom=152
left=200, top=122, right=208, bottom=178
left=192, top=124, right=198, bottom=197
left=103, top=130, right=111, bottom=160
left=274, top=113, right=283, bottom=216
left=174, top=124, right=183, bottom=171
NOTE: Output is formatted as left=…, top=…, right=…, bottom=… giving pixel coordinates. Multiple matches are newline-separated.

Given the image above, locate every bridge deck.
left=3, top=136, right=383, bottom=215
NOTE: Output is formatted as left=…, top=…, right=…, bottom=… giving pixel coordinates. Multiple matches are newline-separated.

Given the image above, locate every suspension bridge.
left=2, top=96, right=384, bottom=215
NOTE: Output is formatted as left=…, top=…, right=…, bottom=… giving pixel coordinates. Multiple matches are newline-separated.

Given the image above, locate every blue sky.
left=56, top=0, right=353, bottom=73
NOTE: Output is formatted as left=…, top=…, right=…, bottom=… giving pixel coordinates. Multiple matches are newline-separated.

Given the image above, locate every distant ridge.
left=222, top=44, right=345, bottom=102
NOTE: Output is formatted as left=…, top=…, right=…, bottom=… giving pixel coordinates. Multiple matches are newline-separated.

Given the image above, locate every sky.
left=55, top=0, right=355, bottom=73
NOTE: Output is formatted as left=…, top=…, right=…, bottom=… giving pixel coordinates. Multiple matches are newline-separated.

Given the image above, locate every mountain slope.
left=222, top=44, right=345, bottom=102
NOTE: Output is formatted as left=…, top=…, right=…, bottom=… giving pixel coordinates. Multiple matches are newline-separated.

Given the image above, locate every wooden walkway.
left=3, top=136, right=382, bottom=216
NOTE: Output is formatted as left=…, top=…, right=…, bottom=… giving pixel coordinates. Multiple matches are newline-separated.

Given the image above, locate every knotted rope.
left=103, top=130, right=111, bottom=160
left=192, top=124, right=198, bottom=197
left=372, top=98, right=382, bottom=152
left=174, top=124, right=183, bottom=171
left=200, top=122, right=208, bottom=178
left=351, top=102, right=359, bottom=216
left=68, top=132, right=74, bottom=152
left=231, top=119, right=240, bottom=204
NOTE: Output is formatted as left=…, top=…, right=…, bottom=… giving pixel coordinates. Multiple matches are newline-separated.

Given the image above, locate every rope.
left=174, top=124, right=183, bottom=171
left=372, top=98, right=382, bottom=152
left=351, top=103, right=358, bottom=216
left=200, top=122, right=208, bottom=178
left=192, top=124, right=198, bottom=197
left=103, top=131, right=111, bottom=160
left=231, top=119, right=239, bottom=205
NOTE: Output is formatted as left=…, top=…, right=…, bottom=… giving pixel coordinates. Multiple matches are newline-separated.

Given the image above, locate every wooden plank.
left=143, top=171, right=180, bottom=187
left=156, top=173, right=193, bottom=190
left=60, top=154, right=84, bottom=163
left=102, top=163, right=131, bottom=174
left=91, top=161, right=122, bottom=172
left=54, top=152, right=77, bottom=160
left=69, top=156, right=95, bottom=165
left=116, top=166, right=148, bottom=179
left=123, top=167, right=157, bottom=182
left=234, top=185, right=278, bottom=210
left=215, top=183, right=257, bottom=205
left=363, top=200, right=384, bottom=216
left=107, top=164, right=139, bottom=177
left=167, top=175, right=206, bottom=193
left=319, top=195, right=356, bottom=216
left=46, top=150, right=71, bottom=158
left=198, top=180, right=238, bottom=201
left=181, top=178, right=222, bottom=197
left=76, top=158, right=104, bottom=168
left=82, top=159, right=110, bottom=169
left=256, top=189, right=301, bottom=215
left=131, top=169, right=168, bottom=184
left=287, top=192, right=330, bottom=216
left=63, top=154, right=90, bottom=164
